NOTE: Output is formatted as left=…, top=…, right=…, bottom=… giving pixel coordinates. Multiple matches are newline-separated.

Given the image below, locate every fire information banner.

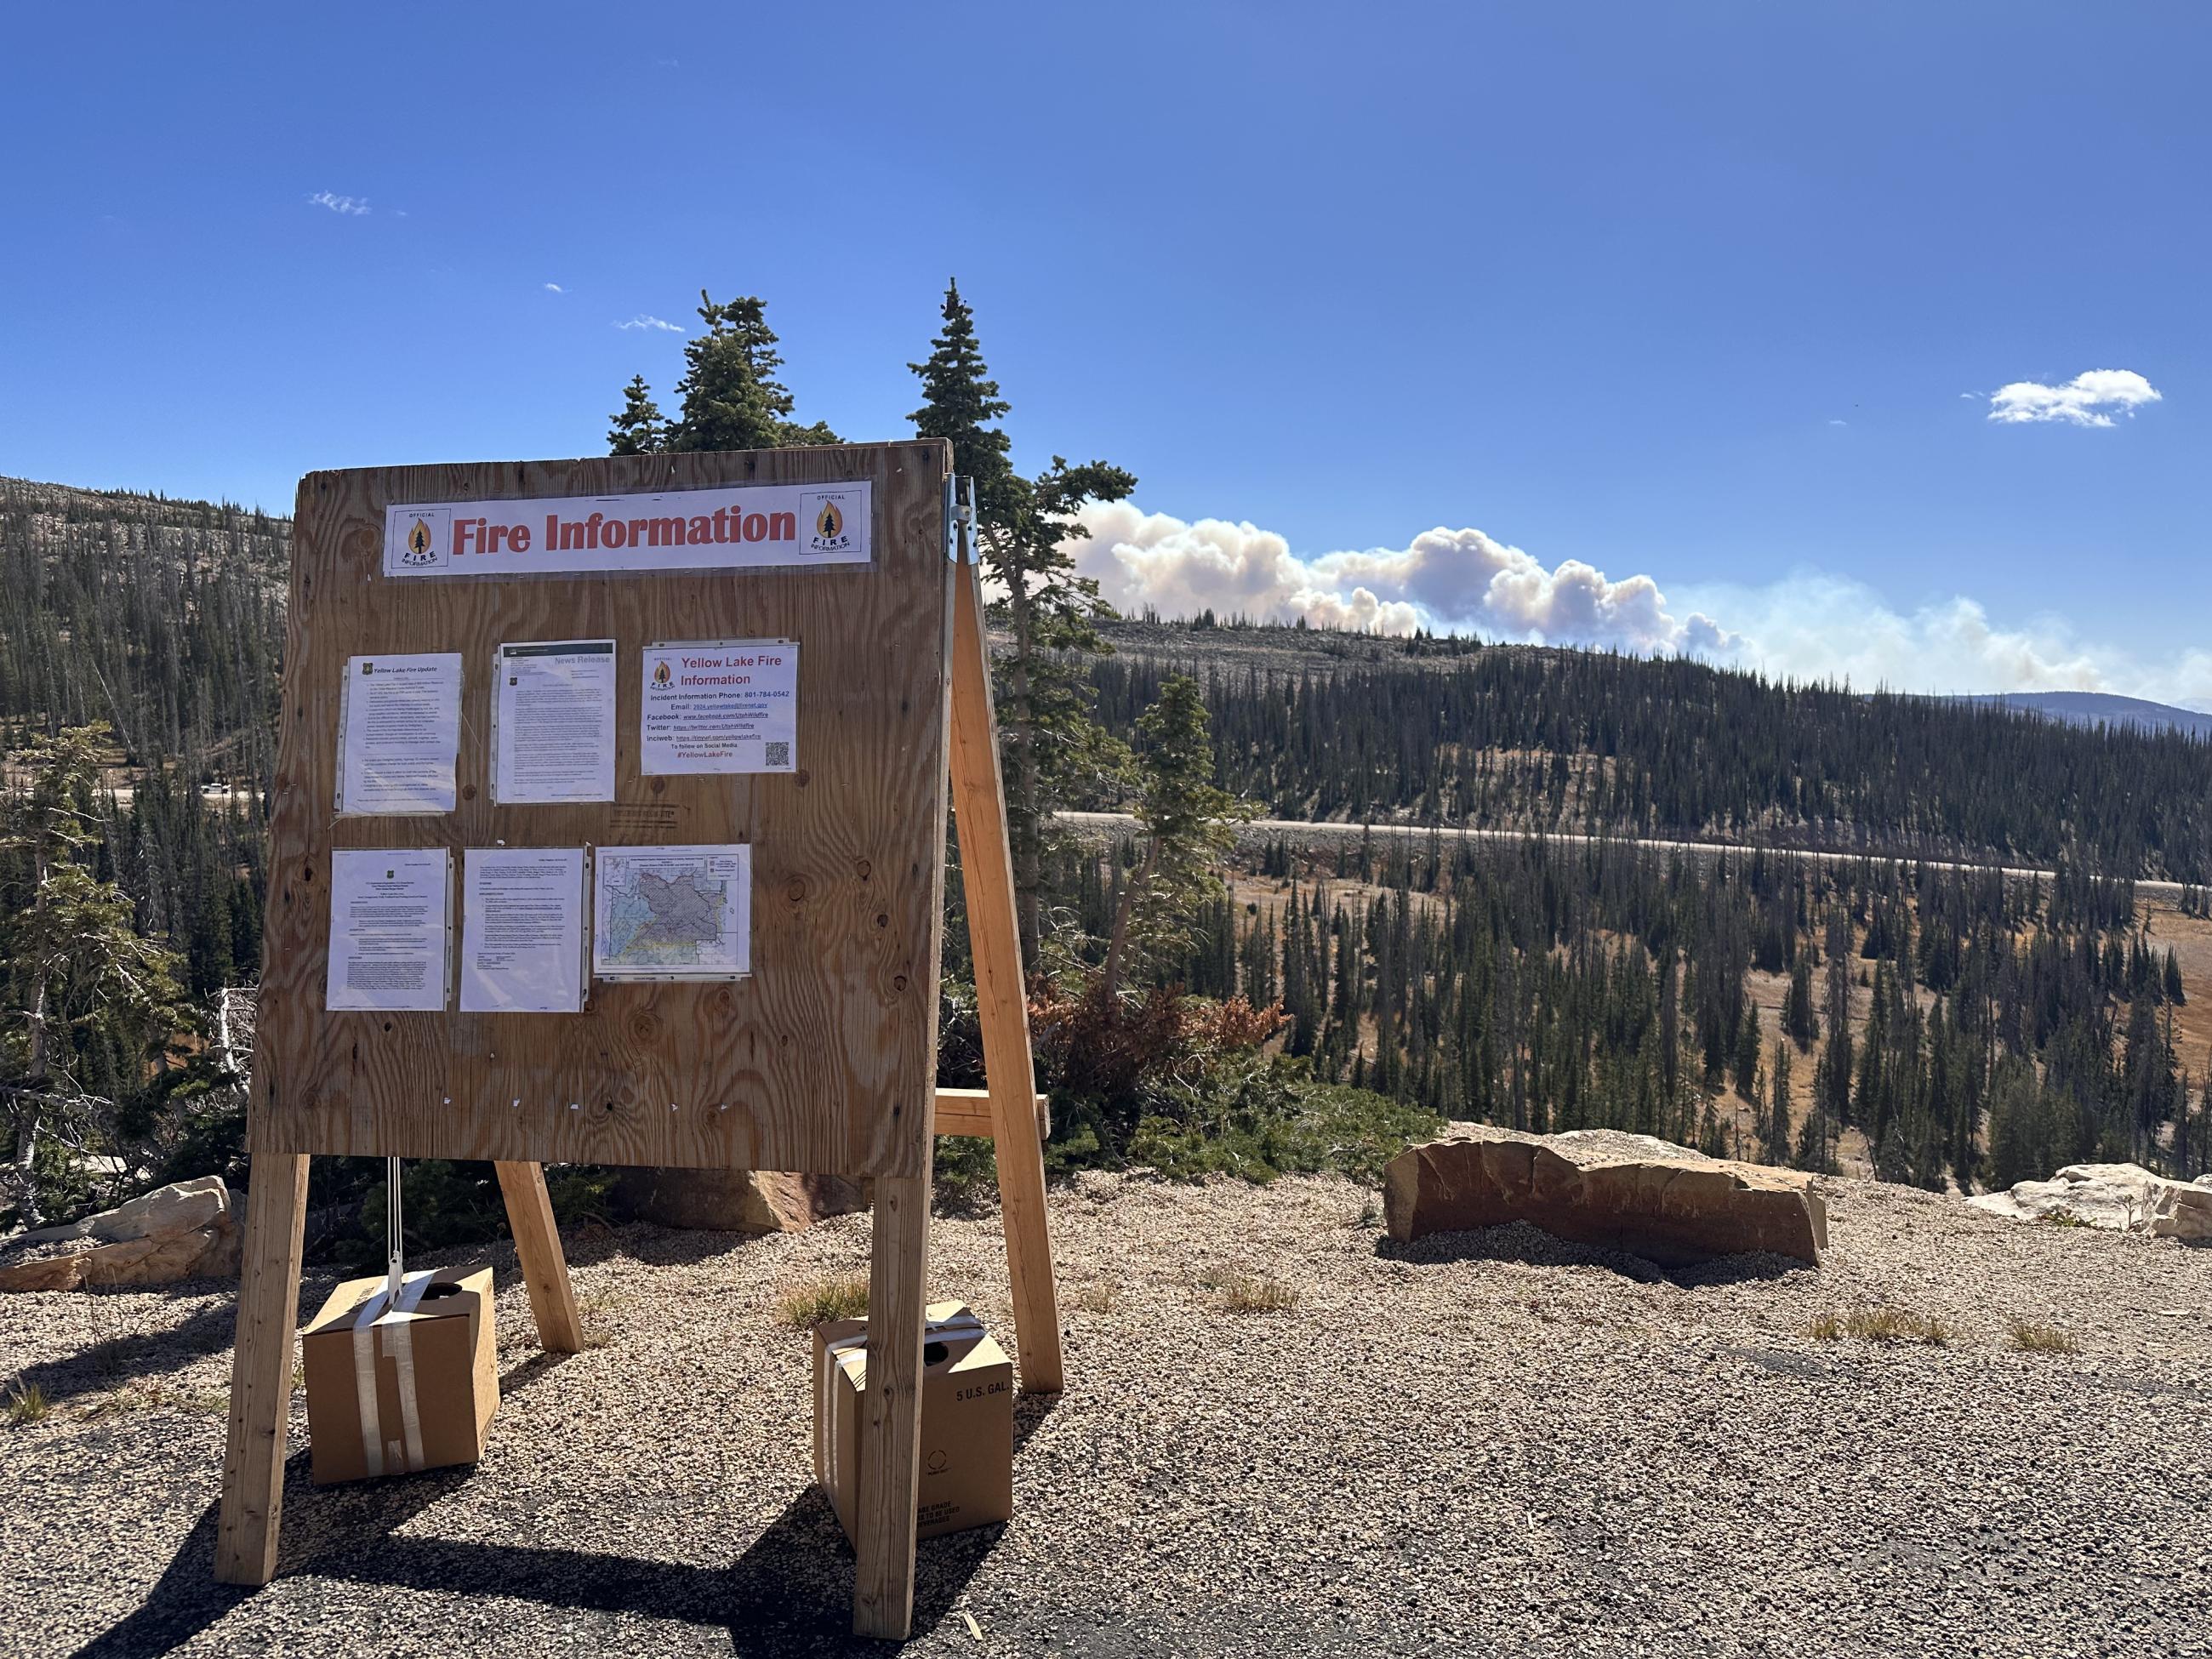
left=640, top=639, right=799, bottom=775
left=382, top=482, right=869, bottom=578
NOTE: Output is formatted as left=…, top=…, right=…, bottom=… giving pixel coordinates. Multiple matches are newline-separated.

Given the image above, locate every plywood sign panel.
left=251, top=442, right=953, bottom=1177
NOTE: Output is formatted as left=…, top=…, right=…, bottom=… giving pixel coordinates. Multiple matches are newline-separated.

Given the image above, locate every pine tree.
left=1765, top=1039, right=1793, bottom=1165
left=907, top=281, right=1135, bottom=966
left=2, top=725, right=189, bottom=1226
left=607, top=375, right=668, bottom=455
left=609, top=292, right=840, bottom=458
left=909, top=281, right=1019, bottom=524
left=1101, top=674, right=1246, bottom=997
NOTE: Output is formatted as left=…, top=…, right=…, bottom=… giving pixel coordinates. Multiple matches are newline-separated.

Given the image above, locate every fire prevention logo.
left=653, top=660, right=673, bottom=686
left=385, top=505, right=450, bottom=573
left=807, top=491, right=858, bottom=555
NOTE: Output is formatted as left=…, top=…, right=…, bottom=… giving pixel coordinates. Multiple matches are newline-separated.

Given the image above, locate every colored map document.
left=592, top=844, right=751, bottom=980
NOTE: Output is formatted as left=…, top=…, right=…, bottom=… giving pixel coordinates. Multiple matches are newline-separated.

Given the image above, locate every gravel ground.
left=5, top=1170, right=2210, bottom=1658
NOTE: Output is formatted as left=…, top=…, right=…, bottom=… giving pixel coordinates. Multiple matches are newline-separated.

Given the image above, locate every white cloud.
left=1063, top=503, right=2212, bottom=704
left=544, top=282, right=564, bottom=293
left=307, top=191, right=369, bottom=215
left=1069, top=505, right=1739, bottom=656
left=614, top=314, right=682, bottom=333
left=1987, top=368, right=2161, bottom=427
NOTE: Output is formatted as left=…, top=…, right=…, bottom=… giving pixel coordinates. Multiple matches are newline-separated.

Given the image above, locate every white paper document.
left=327, top=849, right=452, bottom=1012
left=493, top=640, right=616, bottom=803
left=640, top=640, right=798, bottom=775
left=593, top=844, right=751, bottom=980
left=459, top=847, right=587, bottom=1013
left=336, top=653, right=463, bottom=815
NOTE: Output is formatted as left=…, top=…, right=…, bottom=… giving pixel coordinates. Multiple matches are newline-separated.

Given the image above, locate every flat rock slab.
left=1385, top=1126, right=1828, bottom=1266
left=1969, top=1162, right=2212, bottom=1240
left=611, top=1167, right=865, bottom=1234
left=0, top=1176, right=240, bottom=1291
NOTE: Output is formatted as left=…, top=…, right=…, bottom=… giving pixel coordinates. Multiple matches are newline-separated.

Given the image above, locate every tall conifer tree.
left=908, top=280, right=1136, bottom=966
left=607, top=375, right=667, bottom=455
left=608, top=292, right=838, bottom=457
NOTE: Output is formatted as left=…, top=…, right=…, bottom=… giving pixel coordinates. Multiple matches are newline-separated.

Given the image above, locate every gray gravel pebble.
left=3, top=1172, right=2209, bottom=1658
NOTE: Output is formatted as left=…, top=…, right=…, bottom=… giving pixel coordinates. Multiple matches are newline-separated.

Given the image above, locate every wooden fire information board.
left=217, top=442, right=1063, bottom=1642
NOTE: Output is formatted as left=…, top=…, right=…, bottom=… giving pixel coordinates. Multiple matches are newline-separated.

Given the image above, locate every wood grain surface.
left=948, top=548, right=1064, bottom=1392
left=251, top=442, right=953, bottom=1177
left=214, top=1151, right=310, bottom=1585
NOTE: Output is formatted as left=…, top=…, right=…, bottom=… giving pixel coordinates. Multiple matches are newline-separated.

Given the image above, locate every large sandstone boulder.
left=1384, top=1126, right=1828, bottom=1267
left=0, top=1176, right=241, bottom=1291
left=1969, top=1163, right=2212, bottom=1240
left=611, top=1167, right=865, bottom=1234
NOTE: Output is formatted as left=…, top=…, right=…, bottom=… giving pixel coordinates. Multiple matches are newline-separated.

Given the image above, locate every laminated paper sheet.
left=335, top=653, right=462, bottom=816
left=327, top=850, right=452, bottom=1012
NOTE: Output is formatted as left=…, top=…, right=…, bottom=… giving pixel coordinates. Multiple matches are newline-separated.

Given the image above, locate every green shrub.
left=1124, top=1053, right=1440, bottom=1183
left=777, top=1275, right=869, bottom=1328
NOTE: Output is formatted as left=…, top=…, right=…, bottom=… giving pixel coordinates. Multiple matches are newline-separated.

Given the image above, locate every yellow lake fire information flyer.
left=640, top=639, right=799, bottom=775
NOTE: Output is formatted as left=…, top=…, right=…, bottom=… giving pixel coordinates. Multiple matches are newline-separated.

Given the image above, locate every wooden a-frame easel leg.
left=948, top=543, right=1065, bottom=1394
left=494, top=1161, right=582, bottom=1353
left=853, top=1170, right=932, bottom=1640
left=215, top=1151, right=311, bottom=1585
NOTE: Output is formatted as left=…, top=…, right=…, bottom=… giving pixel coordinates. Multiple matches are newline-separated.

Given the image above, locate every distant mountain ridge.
left=1958, top=691, right=2212, bottom=741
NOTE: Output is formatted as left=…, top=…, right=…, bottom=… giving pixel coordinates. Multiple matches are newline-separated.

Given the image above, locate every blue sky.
left=3, top=3, right=2204, bottom=701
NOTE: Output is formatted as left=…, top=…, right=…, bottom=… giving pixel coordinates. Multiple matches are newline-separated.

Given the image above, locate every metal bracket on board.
left=947, top=475, right=977, bottom=563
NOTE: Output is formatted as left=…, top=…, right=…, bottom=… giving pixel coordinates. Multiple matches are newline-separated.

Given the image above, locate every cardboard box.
left=301, top=1264, right=499, bottom=1485
left=813, top=1301, right=1013, bottom=1543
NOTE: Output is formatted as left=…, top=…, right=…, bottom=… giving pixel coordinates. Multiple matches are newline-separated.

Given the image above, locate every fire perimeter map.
left=592, top=844, right=752, bottom=979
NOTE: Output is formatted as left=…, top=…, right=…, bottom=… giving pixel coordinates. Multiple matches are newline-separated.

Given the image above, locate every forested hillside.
left=1091, top=618, right=2212, bottom=883
left=0, top=476, right=286, bottom=774
left=0, top=478, right=277, bottom=1004
left=2, top=470, right=2206, bottom=1234
left=1048, top=829, right=2206, bottom=1188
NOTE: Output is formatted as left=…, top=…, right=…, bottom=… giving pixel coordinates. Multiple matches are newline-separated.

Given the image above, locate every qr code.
left=765, top=741, right=790, bottom=768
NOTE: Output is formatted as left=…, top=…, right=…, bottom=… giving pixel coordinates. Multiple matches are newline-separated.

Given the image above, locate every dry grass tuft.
left=1217, top=1274, right=1300, bottom=1314
left=776, top=1274, right=869, bottom=1330
left=1806, top=1306, right=1953, bottom=1346
left=1067, top=1281, right=1120, bottom=1314
left=5, top=1381, right=51, bottom=1426
left=2010, top=1320, right=2081, bottom=1355
left=78, top=1381, right=227, bottom=1420
left=573, top=1285, right=626, bottom=1349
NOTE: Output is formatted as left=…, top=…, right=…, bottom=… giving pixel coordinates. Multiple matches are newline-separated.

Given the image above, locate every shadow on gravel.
left=68, top=1394, right=1058, bottom=1659
left=63, top=1446, right=451, bottom=1659
left=1373, top=1221, right=1810, bottom=1286
left=299, top=1485, right=1004, bottom=1656
left=495, top=1348, right=576, bottom=1396
left=18, top=1297, right=238, bottom=1407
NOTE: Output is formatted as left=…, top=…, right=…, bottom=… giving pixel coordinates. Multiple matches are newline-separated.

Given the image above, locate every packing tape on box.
left=816, top=1311, right=987, bottom=1497
left=350, top=1268, right=435, bottom=1478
